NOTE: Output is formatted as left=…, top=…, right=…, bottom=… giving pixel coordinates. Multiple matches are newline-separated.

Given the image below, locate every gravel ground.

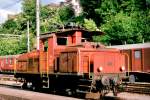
left=0, top=86, right=82, bottom=100
left=0, top=80, right=22, bottom=87
left=0, top=80, right=150, bottom=100
left=106, top=92, right=150, bottom=100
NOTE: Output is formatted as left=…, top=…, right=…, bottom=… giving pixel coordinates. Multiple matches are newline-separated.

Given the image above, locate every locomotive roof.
left=17, top=50, right=39, bottom=61
left=40, top=28, right=104, bottom=39
left=107, top=42, right=150, bottom=50
left=0, top=55, right=19, bottom=58
left=60, top=46, right=119, bottom=53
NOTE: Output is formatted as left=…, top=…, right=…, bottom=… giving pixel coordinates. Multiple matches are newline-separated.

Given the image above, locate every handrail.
left=46, top=52, right=49, bottom=77
left=40, top=51, right=43, bottom=77
left=14, top=58, right=17, bottom=74
left=122, top=52, right=130, bottom=76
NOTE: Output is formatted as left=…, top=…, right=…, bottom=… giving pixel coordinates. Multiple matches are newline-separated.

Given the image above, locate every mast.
left=36, top=0, right=40, bottom=50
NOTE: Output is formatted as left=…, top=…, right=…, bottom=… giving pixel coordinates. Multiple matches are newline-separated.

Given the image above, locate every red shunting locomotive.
left=0, top=28, right=126, bottom=98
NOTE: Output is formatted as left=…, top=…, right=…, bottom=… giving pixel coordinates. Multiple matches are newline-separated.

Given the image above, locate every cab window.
left=57, top=37, right=67, bottom=45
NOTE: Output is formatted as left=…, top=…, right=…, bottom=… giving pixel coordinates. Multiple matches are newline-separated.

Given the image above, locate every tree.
left=22, top=0, right=36, bottom=35
left=80, top=0, right=149, bottom=44
left=40, top=6, right=60, bottom=32
left=99, top=11, right=149, bottom=45
left=83, top=19, right=97, bottom=31
left=80, top=0, right=102, bottom=26
left=58, top=5, right=75, bottom=29
left=0, top=0, right=149, bottom=55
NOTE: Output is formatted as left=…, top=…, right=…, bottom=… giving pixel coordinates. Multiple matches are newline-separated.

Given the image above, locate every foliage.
left=83, top=19, right=97, bottom=31
left=0, top=0, right=149, bottom=55
left=41, top=5, right=75, bottom=32
left=58, top=5, right=75, bottom=28
left=40, top=7, right=60, bottom=32
left=59, top=6, right=74, bottom=23
left=80, top=0, right=102, bottom=26
left=22, top=0, right=36, bottom=35
left=80, top=0, right=149, bottom=45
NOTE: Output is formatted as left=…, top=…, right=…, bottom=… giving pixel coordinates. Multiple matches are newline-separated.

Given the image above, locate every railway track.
left=122, top=82, right=150, bottom=94
left=0, top=80, right=150, bottom=100
left=1, top=75, right=150, bottom=99
left=0, top=74, right=22, bottom=88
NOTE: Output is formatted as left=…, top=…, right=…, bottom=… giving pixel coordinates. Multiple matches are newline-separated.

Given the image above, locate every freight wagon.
left=0, top=55, right=19, bottom=74
left=108, top=43, right=150, bottom=82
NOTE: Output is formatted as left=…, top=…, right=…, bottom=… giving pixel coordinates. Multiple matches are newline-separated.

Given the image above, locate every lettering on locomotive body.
left=107, top=62, right=112, bottom=66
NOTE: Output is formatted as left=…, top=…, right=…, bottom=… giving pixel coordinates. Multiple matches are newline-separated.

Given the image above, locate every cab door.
left=82, top=56, right=93, bottom=78
left=82, top=56, right=89, bottom=73
left=40, top=51, right=48, bottom=73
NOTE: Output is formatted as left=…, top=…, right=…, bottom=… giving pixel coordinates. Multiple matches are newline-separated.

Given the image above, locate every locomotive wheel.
left=32, top=85, right=36, bottom=91
left=101, top=76, right=110, bottom=86
left=31, top=81, right=42, bottom=91
left=66, top=89, right=73, bottom=96
left=112, top=87, right=117, bottom=96
left=22, top=82, right=27, bottom=89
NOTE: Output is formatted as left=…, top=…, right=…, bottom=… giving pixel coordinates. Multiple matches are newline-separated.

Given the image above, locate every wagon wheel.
left=129, top=75, right=135, bottom=83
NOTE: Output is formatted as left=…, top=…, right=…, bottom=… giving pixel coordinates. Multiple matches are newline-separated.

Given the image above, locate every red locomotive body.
left=14, top=29, right=125, bottom=97
left=16, top=51, right=39, bottom=73
left=58, top=47, right=125, bottom=76
left=0, top=28, right=126, bottom=98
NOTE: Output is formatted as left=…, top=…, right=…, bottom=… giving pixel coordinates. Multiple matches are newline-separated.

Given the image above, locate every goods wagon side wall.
left=132, top=49, right=143, bottom=71
left=121, top=48, right=150, bottom=73
left=143, top=48, right=150, bottom=72
left=0, top=57, right=15, bottom=71
left=0, top=59, right=2, bottom=71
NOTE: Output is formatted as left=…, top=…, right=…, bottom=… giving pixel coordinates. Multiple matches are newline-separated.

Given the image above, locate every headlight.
left=97, top=66, right=103, bottom=72
left=120, top=66, right=125, bottom=71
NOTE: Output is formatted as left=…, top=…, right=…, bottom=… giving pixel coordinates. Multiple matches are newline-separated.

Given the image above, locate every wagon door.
left=132, top=49, right=142, bottom=71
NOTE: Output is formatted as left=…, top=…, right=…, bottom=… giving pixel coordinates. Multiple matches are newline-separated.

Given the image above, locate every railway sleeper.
left=125, top=87, right=150, bottom=94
